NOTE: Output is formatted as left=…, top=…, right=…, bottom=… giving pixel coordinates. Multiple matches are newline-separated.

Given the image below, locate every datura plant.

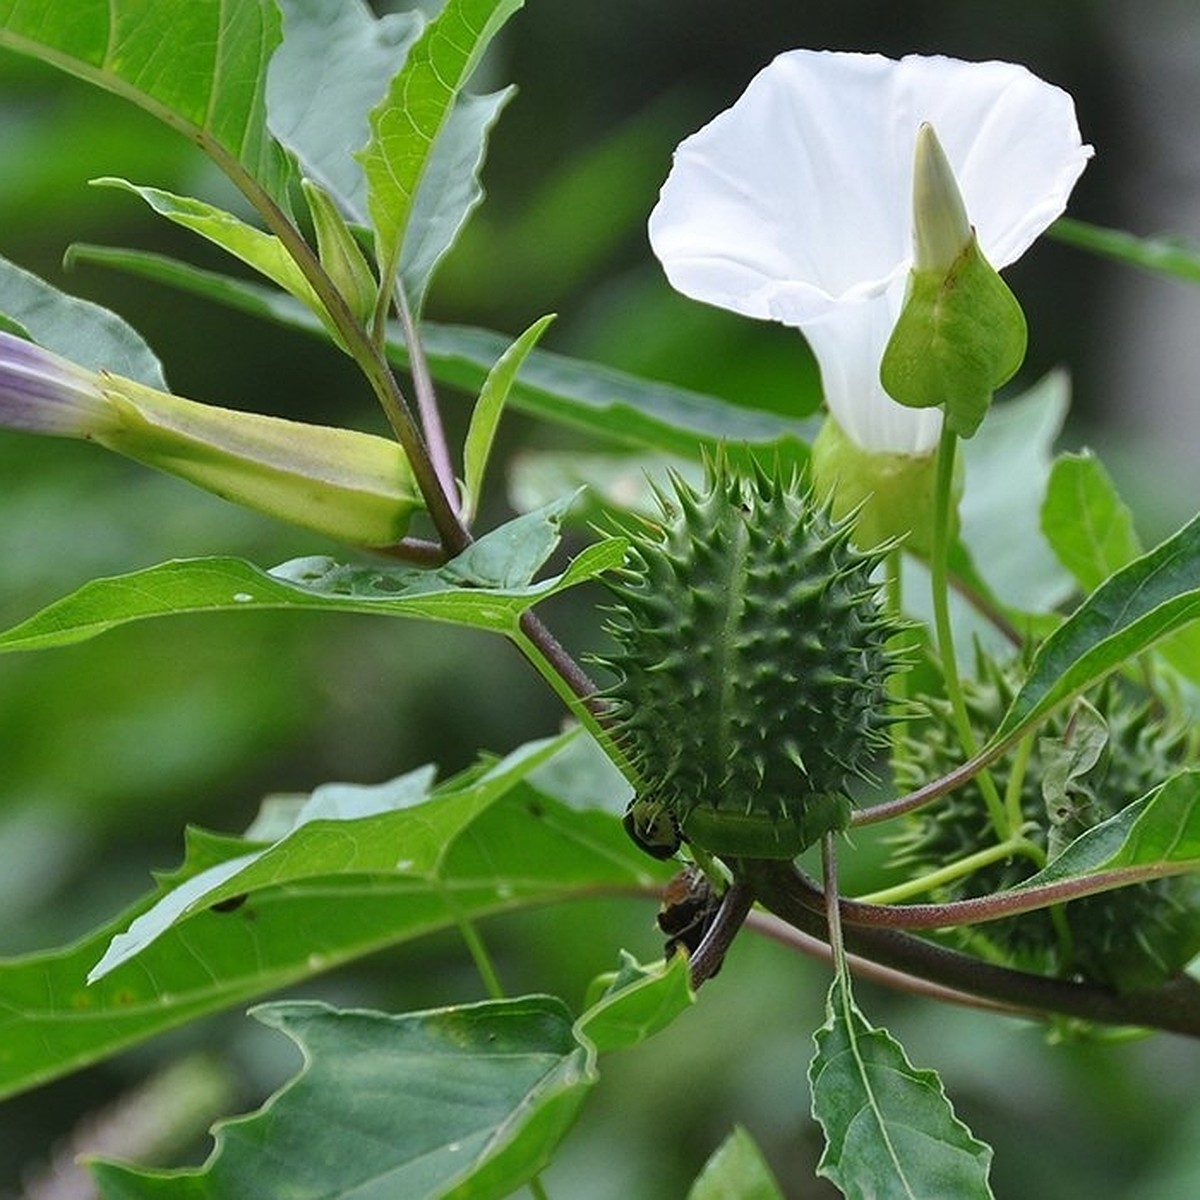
left=1, top=6, right=1199, bottom=1200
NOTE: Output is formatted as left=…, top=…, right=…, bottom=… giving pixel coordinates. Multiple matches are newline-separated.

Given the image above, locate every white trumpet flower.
left=649, top=49, right=1091, bottom=455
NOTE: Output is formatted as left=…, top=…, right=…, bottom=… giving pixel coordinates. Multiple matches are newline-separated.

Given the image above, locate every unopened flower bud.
left=911, top=123, right=972, bottom=272
left=0, top=331, right=420, bottom=545
left=880, top=122, right=1028, bottom=438
left=303, top=179, right=378, bottom=325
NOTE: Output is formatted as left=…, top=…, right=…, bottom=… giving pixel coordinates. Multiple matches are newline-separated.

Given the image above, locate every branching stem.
left=230, top=159, right=469, bottom=555
left=737, top=859, right=1200, bottom=1037
left=512, top=612, right=634, bottom=783
left=852, top=737, right=1009, bottom=825
left=394, top=284, right=460, bottom=512
left=855, top=833, right=1042, bottom=906
left=689, top=881, right=756, bottom=988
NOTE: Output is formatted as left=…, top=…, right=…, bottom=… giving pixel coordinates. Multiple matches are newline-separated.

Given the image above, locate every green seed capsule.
left=891, top=659, right=1200, bottom=991
left=600, top=461, right=903, bottom=860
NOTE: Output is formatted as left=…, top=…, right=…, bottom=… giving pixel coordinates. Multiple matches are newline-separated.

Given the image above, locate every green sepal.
left=682, top=792, right=852, bottom=860
left=809, top=415, right=954, bottom=557
left=880, top=234, right=1027, bottom=439
left=100, top=374, right=421, bottom=546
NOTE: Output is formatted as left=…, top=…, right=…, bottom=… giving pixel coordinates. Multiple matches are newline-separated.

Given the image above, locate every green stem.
left=447, top=898, right=506, bottom=1000
left=512, top=615, right=637, bottom=786
left=852, top=733, right=1009, bottom=826
left=929, top=424, right=1007, bottom=835
left=228, top=161, right=469, bottom=555
left=394, top=283, right=460, bottom=512
left=821, top=834, right=849, bottom=981
left=1003, top=733, right=1037, bottom=838
left=239, top=162, right=629, bottom=791
left=855, top=834, right=1043, bottom=905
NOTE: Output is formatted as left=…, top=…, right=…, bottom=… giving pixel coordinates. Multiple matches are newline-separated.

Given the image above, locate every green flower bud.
left=0, top=332, right=420, bottom=545
left=880, top=123, right=1028, bottom=439
left=302, top=179, right=379, bottom=325
left=911, top=121, right=972, bottom=273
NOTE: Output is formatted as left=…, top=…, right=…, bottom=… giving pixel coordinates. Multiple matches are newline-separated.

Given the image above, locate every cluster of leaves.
left=1, top=3, right=1200, bottom=1198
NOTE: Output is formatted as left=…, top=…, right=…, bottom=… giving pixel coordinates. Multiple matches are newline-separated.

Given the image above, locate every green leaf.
left=0, top=254, right=164, bottom=387
left=399, top=86, right=514, bottom=314
left=464, top=314, right=556, bottom=518
left=1161, top=623, right=1200, bottom=687
left=1039, top=698, right=1110, bottom=858
left=1017, top=768, right=1200, bottom=892
left=1051, top=218, right=1200, bottom=287
left=990, top=510, right=1200, bottom=747
left=0, top=504, right=624, bottom=653
left=64, top=245, right=815, bottom=456
left=575, top=951, right=694, bottom=1055
left=810, top=976, right=993, bottom=1199
left=301, top=178, right=380, bottom=322
left=415, top=323, right=813, bottom=459
left=1042, top=451, right=1142, bottom=592
left=91, top=996, right=595, bottom=1200
left=0, top=740, right=669, bottom=1099
left=90, top=735, right=566, bottom=981
left=983, top=769, right=1200, bottom=988
left=687, top=1126, right=785, bottom=1200
left=358, top=0, right=523, bottom=297
left=92, top=178, right=329, bottom=331
left=0, top=0, right=287, bottom=196
left=267, top=0, right=512, bottom=313
left=1040, top=451, right=1200, bottom=687
left=267, top=0, right=424, bottom=220
left=957, top=371, right=1073, bottom=614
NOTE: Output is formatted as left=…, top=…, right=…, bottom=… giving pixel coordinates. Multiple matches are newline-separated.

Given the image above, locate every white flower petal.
left=648, top=49, right=1092, bottom=454
left=803, top=286, right=944, bottom=454
left=886, top=54, right=1092, bottom=268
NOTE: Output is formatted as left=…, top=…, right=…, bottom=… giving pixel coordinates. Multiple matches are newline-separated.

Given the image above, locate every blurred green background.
left=2, top=2, right=1199, bottom=1197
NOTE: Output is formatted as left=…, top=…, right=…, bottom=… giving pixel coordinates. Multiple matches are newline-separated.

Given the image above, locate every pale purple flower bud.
left=0, top=330, right=119, bottom=437
left=0, top=330, right=420, bottom=545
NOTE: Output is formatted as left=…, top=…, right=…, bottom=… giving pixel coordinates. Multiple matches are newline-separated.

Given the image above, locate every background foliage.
left=1, top=3, right=1198, bottom=1198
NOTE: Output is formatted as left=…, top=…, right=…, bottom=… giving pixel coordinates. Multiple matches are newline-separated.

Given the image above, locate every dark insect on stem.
left=624, top=795, right=682, bottom=860
left=657, top=866, right=722, bottom=962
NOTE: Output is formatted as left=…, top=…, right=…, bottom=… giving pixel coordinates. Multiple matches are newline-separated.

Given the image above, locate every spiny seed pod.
left=891, top=657, right=1200, bottom=991
left=600, top=461, right=905, bottom=860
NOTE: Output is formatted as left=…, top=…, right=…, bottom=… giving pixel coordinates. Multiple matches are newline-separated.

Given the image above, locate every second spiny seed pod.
left=601, top=461, right=905, bottom=860
left=891, top=657, right=1200, bottom=990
